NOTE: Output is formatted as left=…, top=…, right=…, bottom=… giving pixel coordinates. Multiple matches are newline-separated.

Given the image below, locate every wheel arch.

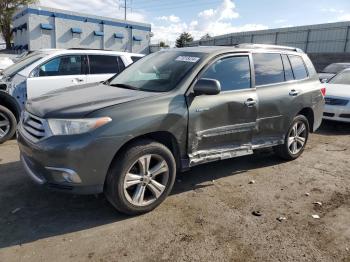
left=297, top=107, right=314, bottom=132
left=0, top=91, right=21, bottom=122
left=106, top=131, right=182, bottom=181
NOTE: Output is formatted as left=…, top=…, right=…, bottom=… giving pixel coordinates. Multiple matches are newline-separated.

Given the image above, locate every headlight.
left=48, top=117, right=112, bottom=135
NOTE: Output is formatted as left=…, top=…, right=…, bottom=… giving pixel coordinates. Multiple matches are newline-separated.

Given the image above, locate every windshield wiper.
left=109, top=83, right=139, bottom=90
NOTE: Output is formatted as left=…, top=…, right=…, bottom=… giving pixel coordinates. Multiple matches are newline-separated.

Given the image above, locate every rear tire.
left=0, top=105, right=17, bottom=144
left=105, top=139, right=176, bottom=215
left=274, top=115, right=309, bottom=160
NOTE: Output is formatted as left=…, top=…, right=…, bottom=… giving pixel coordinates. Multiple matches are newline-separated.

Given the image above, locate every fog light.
left=46, top=167, right=82, bottom=184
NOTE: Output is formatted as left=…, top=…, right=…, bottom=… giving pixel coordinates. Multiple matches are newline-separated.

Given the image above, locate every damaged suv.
left=17, top=44, right=325, bottom=215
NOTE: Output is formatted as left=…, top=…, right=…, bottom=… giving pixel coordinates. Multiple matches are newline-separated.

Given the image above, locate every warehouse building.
left=12, top=5, right=151, bottom=54
left=186, top=21, right=350, bottom=71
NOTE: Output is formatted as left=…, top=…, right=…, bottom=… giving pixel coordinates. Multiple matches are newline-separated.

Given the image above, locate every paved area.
left=0, top=121, right=349, bottom=262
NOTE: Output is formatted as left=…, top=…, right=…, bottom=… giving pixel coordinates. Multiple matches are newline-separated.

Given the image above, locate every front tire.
left=105, top=139, right=176, bottom=215
left=274, top=115, right=309, bottom=160
left=0, top=105, right=17, bottom=144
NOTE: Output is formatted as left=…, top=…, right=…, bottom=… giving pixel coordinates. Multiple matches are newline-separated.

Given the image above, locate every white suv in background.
left=0, top=49, right=144, bottom=143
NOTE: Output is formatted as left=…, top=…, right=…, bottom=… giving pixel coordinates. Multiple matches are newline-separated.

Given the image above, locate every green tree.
left=0, top=0, right=37, bottom=49
left=175, top=32, right=193, bottom=48
left=159, top=41, right=169, bottom=48
left=200, top=33, right=211, bottom=40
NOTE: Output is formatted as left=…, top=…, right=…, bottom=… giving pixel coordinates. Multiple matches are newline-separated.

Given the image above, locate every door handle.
left=289, top=89, right=299, bottom=96
left=244, top=98, right=256, bottom=107
left=72, top=78, right=84, bottom=83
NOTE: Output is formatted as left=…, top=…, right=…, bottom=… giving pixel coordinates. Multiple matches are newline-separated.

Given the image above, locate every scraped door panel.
left=187, top=54, right=257, bottom=165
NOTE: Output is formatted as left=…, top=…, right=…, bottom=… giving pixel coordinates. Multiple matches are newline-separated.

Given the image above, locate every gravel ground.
left=0, top=120, right=349, bottom=262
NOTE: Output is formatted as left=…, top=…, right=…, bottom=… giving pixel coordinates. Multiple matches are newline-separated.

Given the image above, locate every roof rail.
left=234, top=43, right=304, bottom=53
left=67, top=48, right=114, bottom=51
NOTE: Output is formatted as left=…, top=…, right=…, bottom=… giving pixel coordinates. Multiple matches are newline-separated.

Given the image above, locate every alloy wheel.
left=123, top=154, right=169, bottom=206
left=287, top=121, right=307, bottom=155
left=0, top=112, right=10, bottom=139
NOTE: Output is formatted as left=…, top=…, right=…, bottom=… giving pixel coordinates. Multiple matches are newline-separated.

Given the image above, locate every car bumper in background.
left=323, top=104, right=350, bottom=123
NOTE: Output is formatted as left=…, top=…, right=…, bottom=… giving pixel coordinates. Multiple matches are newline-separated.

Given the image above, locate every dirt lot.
left=0, top=120, right=349, bottom=262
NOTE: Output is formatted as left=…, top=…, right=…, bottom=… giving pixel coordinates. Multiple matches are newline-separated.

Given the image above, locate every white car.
left=323, top=68, right=350, bottom=123
left=0, top=49, right=144, bottom=108
left=0, top=49, right=143, bottom=143
left=0, top=57, right=14, bottom=72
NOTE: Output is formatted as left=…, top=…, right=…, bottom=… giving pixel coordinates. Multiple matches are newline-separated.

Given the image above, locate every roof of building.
left=13, top=5, right=151, bottom=32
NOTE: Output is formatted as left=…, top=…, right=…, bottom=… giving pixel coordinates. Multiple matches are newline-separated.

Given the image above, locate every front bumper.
left=323, top=104, right=350, bottom=123
left=17, top=126, right=126, bottom=195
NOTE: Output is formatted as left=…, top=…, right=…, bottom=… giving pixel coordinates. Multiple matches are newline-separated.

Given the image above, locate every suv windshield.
left=328, top=70, right=350, bottom=85
left=109, top=51, right=205, bottom=92
left=2, top=52, right=47, bottom=78
left=322, top=64, right=350, bottom=74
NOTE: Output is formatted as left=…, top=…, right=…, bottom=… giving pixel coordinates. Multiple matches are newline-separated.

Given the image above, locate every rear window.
left=322, top=63, right=350, bottom=74
left=89, top=55, right=120, bottom=74
left=253, top=53, right=285, bottom=86
left=288, top=55, right=308, bottom=80
left=131, top=56, right=143, bottom=63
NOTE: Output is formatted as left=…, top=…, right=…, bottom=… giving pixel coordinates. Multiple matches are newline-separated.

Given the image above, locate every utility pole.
left=124, top=0, right=126, bottom=20
left=119, top=0, right=132, bottom=20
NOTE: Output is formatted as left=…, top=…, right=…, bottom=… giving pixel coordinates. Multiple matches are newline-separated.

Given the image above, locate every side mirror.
left=193, top=78, right=221, bottom=96
left=320, top=78, right=328, bottom=83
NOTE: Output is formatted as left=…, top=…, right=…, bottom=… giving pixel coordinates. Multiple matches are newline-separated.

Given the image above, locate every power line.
left=133, top=1, right=222, bottom=12
left=134, top=0, right=220, bottom=9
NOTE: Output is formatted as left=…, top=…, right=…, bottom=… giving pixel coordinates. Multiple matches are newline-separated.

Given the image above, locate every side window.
left=38, top=55, right=82, bottom=77
left=288, top=55, right=308, bottom=80
left=201, top=56, right=251, bottom=92
left=281, top=54, right=294, bottom=81
left=253, top=53, right=284, bottom=86
left=89, top=55, right=120, bottom=74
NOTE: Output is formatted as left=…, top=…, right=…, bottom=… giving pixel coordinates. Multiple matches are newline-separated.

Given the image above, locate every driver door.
left=187, top=54, right=258, bottom=165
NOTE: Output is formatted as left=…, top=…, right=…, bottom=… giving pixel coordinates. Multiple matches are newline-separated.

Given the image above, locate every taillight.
left=321, top=87, right=326, bottom=97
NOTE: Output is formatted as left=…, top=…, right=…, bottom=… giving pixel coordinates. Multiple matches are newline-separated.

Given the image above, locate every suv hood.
left=26, top=82, right=159, bottom=118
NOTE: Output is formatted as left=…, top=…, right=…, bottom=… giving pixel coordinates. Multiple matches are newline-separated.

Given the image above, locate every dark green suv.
left=17, top=45, right=325, bottom=214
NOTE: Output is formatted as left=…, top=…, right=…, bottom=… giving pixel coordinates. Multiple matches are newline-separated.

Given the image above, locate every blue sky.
left=39, top=0, right=350, bottom=45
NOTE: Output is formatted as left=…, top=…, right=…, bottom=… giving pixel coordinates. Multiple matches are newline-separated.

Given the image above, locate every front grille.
left=323, top=112, right=335, bottom=117
left=21, top=112, right=47, bottom=142
left=325, top=97, right=349, bottom=106
left=339, top=114, right=350, bottom=118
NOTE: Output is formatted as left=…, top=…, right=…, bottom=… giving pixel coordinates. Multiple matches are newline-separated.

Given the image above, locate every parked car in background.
left=17, top=44, right=325, bottom=215
left=0, top=49, right=144, bottom=143
left=0, top=57, right=14, bottom=72
left=318, top=63, right=350, bottom=82
left=323, top=68, right=350, bottom=123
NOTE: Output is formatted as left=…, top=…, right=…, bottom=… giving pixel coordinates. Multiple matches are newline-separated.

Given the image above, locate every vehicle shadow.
left=0, top=149, right=281, bottom=249
left=316, top=120, right=350, bottom=136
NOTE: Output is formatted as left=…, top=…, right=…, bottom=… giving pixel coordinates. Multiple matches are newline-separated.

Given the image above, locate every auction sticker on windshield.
left=175, top=56, right=200, bottom=63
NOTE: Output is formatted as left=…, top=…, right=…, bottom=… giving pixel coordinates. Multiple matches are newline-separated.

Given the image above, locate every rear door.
left=252, top=52, right=309, bottom=145
left=86, top=55, right=124, bottom=83
left=26, top=54, right=87, bottom=99
left=187, top=54, right=258, bottom=164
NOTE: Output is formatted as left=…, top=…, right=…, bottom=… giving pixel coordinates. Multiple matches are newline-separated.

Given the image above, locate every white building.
left=12, top=5, right=152, bottom=54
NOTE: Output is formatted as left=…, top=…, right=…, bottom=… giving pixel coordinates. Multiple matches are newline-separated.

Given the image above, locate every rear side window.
left=117, top=57, right=125, bottom=72
left=253, top=53, right=284, bottom=86
left=131, top=56, right=143, bottom=63
left=89, top=55, right=120, bottom=74
left=201, top=56, right=251, bottom=92
left=288, top=55, right=308, bottom=80
left=281, top=55, right=294, bottom=81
